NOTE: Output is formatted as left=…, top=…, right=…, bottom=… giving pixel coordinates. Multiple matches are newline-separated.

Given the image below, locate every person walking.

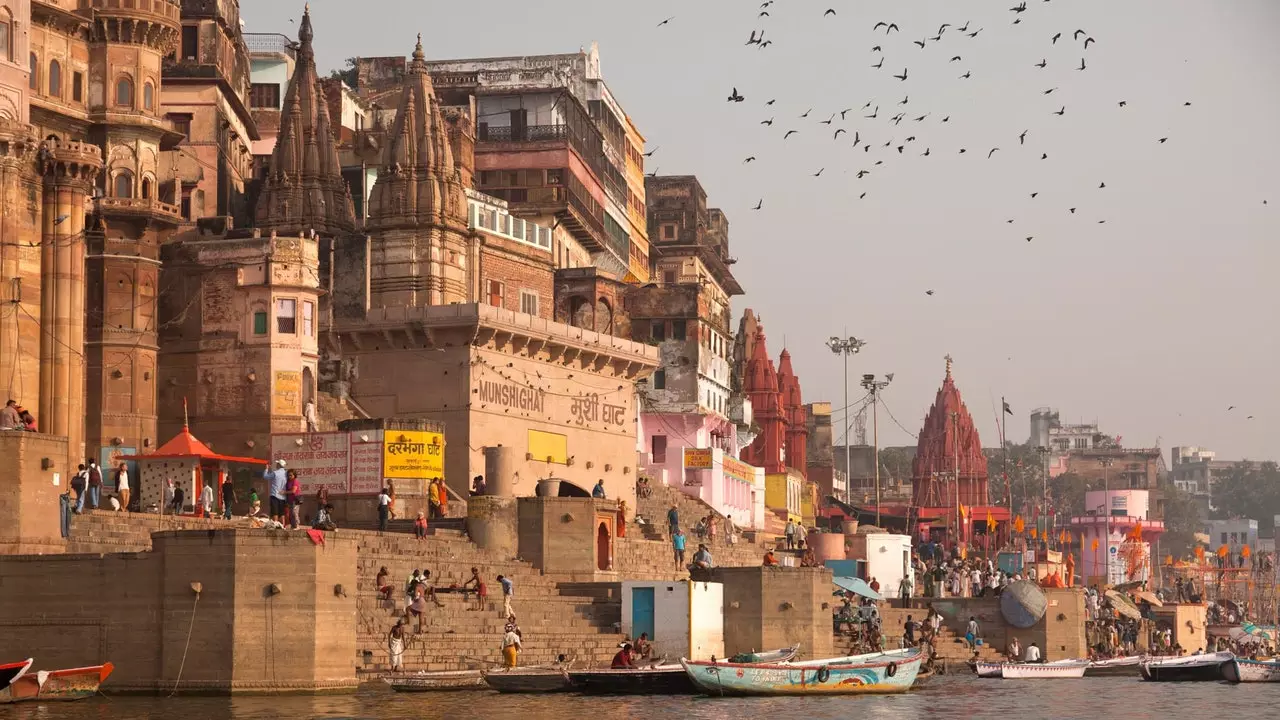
left=784, top=518, right=797, bottom=550
left=71, top=464, right=87, bottom=514
left=200, top=482, right=214, bottom=518
left=116, top=463, right=130, bottom=513
left=667, top=505, right=680, bottom=536
left=672, top=528, right=687, bottom=568
left=377, top=487, right=391, bottom=532
left=966, top=616, right=980, bottom=650
left=86, top=460, right=102, bottom=510
left=498, top=574, right=514, bottom=618
left=264, top=460, right=288, bottom=525
left=221, top=471, right=236, bottom=520
left=795, top=522, right=808, bottom=550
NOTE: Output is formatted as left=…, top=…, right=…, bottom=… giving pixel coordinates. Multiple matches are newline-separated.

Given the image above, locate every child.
left=413, top=510, right=428, bottom=540
left=248, top=488, right=261, bottom=516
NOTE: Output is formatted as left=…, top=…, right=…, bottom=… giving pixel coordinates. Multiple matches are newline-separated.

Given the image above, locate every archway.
left=569, top=295, right=592, bottom=329
left=556, top=481, right=590, bottom=498
left=596, top=522, right=611, bottom=571
left=302, top=366, right=315, bottom=405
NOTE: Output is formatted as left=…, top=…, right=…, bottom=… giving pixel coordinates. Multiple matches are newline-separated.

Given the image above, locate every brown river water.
left=4, top=676, right=1277, bottom=719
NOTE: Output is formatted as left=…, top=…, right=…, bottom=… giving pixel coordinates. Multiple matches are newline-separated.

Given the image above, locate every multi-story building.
left=1170, top=445, right=1236, bottom=514
left=243, top=31, right=294, bottom=208
left=1030, top=407, right=1120, bottom=453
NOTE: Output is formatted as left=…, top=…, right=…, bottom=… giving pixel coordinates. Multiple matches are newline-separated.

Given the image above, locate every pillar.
left=0, top=119, right=42, bottom=412
left=483, top=445, right=517, bottom=497
left=38, top=139, right=101, bottom=471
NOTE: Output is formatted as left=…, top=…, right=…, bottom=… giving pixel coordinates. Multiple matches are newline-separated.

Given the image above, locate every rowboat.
left=1223, top=657, right=1280, bottom=683
left=0, top=662, right=114, bottom=703
left=1139, top=652, right=1234, bottom=682
left=483, top=666, right=573, bottom=693
left=0, top=660, right=32, bottom=689
left=975, top=659, right=1088, bottom=679
left=681, top=648, right=922, bottom=696
left=384, top=669, right=487, bottom=692
left=568, top=646, right=798, bottom=695
left=1085, top=656, right=1143, bottom=677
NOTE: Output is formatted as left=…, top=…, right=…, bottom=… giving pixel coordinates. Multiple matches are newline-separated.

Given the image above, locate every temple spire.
left=945, top=353, right=953, bottom=380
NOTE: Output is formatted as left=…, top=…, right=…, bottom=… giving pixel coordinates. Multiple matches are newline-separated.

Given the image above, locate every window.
left=672, top=319, right=686, bottom=341
left=652, top=369, right=665, bottom=390
left=276, top=298, right=296, bottom=334
left=651, top=320, right=665, bottom=341
left=182, top=25, right=198, bottom=60
left=72, top=72, right=83, bottom=102
left=519, top=290, right=539, bottom=316
left=253, top=311, right=268, bottom=335
left=172, top=116, right=190, bottom=139
left=660, top=223, right=677, bottom=240
left=547, top=168, right=564, bottom=185
left=48, top=60, right=61, bottom=97
left=28, top=53, right=36, bottom=91
left=487, top=280, right=504, bottom=307
left=143, top=82, right=154, bottom=110
left=651, top=435, right=667, bottom=464
left=249, top=83, right=280, bottom=109
left=1221, top=533, right=1228, bottom=545
left=140, top=177, right=151, bottom=199
left=663, top=270, right=676, bottom=285
left=302, top=301, right=314, bottom=336
left=115, top=76, right=133, bottom=107
left=0, top=11, right=10, bottom=63
left=113, top=172, right=133, bottom=198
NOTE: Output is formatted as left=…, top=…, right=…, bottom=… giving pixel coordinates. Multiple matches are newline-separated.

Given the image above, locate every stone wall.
left=0, top=529, right=359, bottom=693
left=0, top=433, right=70, bottom=554
left=905, top=587, right=1086, bottom=660
left=712, top=566, right=834, bottom=660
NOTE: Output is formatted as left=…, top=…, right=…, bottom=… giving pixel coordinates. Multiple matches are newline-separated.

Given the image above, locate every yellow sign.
left=383, top=430, right=445, bottom=478
left=272, top=371, right=301, bottom=415
left=683, top=448, right=713, bottom=469
left=528, top=430, right=568, bottom=465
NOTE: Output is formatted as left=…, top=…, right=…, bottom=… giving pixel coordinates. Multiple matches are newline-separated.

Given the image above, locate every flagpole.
left=1000, top=396, right=1009, bottom=549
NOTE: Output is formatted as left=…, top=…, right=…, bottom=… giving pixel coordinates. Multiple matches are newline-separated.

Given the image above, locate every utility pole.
left=861, top=373, right=892, bottom=528
left=1100, top=457, right=1114, bottom=585
left=1036, top=446, right=1050, bottom=550
left=826, top=335, right=865, bottom=506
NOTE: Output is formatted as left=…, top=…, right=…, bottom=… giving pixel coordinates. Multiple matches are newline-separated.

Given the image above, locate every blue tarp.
left=833, top=576, right=882, bottom=600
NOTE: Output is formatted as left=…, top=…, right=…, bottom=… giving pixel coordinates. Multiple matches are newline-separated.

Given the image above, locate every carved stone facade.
left=911, top=357, right=990, bottom=509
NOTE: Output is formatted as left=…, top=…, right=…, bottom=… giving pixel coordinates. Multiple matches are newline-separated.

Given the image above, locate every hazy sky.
left=242, top=1, right=1279, bottom=461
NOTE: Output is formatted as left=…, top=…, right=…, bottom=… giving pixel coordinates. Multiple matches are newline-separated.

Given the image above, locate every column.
left=38, top=139, right=101, bottom=469
left=0, top=120, right=41, bottom=411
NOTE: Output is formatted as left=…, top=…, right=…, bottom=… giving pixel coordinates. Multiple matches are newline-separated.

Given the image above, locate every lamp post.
left=1036, top=446, right=1050, bottom=549
left=860, top=373, right=892, bottom=528
left=826, top=335, right=865, bottom=506
left=1100, top=457, right=1114, bottom=585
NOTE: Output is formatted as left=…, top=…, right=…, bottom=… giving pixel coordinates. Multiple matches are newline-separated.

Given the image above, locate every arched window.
left=140, top=177, right=152, bottom=199
left=48, top=60, right=61, bottom=97
left=115, top=76, right=133, bottom=107
left=28, top=53, right=37, bottom=91
left=114, top=172, right=133, bottom=199
left=143, top=82, right=154, bottom=110
left=0, top=10, right=13, bottom=63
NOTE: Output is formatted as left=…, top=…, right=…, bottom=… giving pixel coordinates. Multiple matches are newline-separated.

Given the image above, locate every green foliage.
left=1210, top=460, right=1280, bottom=533
left=877, top=446, right=914, bottom=483
left=1161, top=484, right=1203, bottom=557
left=327, top=57, right=358, bottom=88
left=983, top=442, right=1049, bottom=511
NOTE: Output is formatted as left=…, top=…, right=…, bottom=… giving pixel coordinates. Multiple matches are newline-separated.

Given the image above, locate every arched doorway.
left=556, top=481, right=590, bottom=498
left=596, top=522, right=611, bottom=571
left=302, top=366, right=315, bottom=405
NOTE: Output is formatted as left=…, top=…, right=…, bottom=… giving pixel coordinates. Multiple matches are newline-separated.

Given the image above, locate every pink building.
left=1068, top=489, right=1165, bottom=586
left=641, top=417, right=765, bottom=530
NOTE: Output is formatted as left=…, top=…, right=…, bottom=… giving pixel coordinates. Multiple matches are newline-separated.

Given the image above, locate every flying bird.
left=968, top=28, right=982, bottom=37
left=1158, top=137, right=1168, bottom=143
left=824, top=8, right=836, bottom=16
left=921, top=147, right=931, bottom=156
left=840, top=108, right=853, bottom=120
left=1069, top=208, right=1076, bottom=213
left=914, top=38, right=926, bottom=48
left=833, top=128, right=847, bottom=139
left=1041, top=153, right=1048, bottom=159
left=752, top=199, right=763, bottom=210
left=813, top=168, right=825, bottom=177
left=859, top=192, right=867, bottom=199
left=1043, top=87, right=1058, bottom=95
left=643, top=146, right=659, bottom=158
left=800, top=108, right=811, bottom=118
left=988, top=147, right=1000, bottom=158
left=1019, top=130, right=1028, bottom=144
left=914, top=114, right=928, bottom=122
left=820, top=114, right=835, bottom=125
left=865, top=106, right=878, bottom=119
left=1083, top=36, right=1096, bottom=48
left=657, top=16, right=674, bottom=27
left=743, top=156, right=756, bottom=163
left=766, top=99, right=776, bottom=105
left=941, top=116, right=950, bottom=122
left=899, top=95, right=909, bottom=105
left=926, top=290, right=935, bottom=296
left=1053, top=106, right=1065, bottom=115
left=951, top=55, right=963, bottom=62
left=959, top=21, right=970, bottom=32
left=727, top=87, right=744, bottom=102
left=1184, top=101, right=1192, bottom=106
left=1074, top=29, right=1087, bottom=39
left=1026, top=236, right=1034, bottom=242
left=871, top=57, right=884, bottom=69
left=1010, top=1, right=1027, bottom=12
left=1228, top=406, right=1235, bottom=411
left=746, top=30, right=759, bottom=45
left=1098, top=182, right=1106, bottom=188
left=1052, top=32, right=1061, bottom=44
left=1118, top=101, right=1127, bottom=107
left=893, top=68, right=908, bottom=81
left=856, top=169, right=870, bottom=178
left=1035, top=58, right=1047, bottom=68
left=959, top=71, right=972, bottom=79
left=871, top=45, right=882, bottom=52
left=761, top=117, right=774, bottom=126
left=1030, top=192, right=1039, bottom=198
left=1078, top=58, right=1086, bottom=71
left=784, top=129, right=799, bottom=139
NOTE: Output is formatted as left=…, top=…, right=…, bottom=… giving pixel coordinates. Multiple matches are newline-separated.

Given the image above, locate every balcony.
left=96, top=197, right=184, bottom=224
left=244, top=33, right=296, bottom=58
left=478, top=124, right=568, bottom=143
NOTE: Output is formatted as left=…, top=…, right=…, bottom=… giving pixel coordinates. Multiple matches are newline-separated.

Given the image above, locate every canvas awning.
left=833, top=576, right=882, bottom=601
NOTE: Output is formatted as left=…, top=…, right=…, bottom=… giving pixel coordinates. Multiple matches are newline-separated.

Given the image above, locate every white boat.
left=1223, top=658, right=1280, bottom=683
left=1085, top=655, right=1143, bottom=676
left=975, top=659, right=1088, bottom=679
left=1139, top=652, right=1234, bottom=682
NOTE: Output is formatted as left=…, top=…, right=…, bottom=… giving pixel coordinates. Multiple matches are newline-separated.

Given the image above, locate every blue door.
left=632, top=587, right=655, bottom=642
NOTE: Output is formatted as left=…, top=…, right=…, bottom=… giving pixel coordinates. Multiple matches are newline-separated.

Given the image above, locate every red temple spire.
left=911, top=356, right=989, bottom=509
left=741, top=325, right=785, bottom=473
left=776, top=349, right=808, bottom=477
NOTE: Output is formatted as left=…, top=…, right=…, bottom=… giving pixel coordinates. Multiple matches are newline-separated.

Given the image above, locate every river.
left=6, top=676, right=1278, bottom=719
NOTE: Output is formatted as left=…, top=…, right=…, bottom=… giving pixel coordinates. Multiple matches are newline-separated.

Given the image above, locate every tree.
left=983, top=442, right=1047, bottom=512
left=1210, top=461, right=1280, bottom=534
left=1161, top=484, right=1204, bottom=558
left=327, top=57, right=358, bottom=88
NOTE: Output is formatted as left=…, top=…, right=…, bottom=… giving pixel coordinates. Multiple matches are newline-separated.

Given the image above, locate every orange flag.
left=1194, top=546, right=1206, bottom=562
left=1217, top=545, right=1229, bottom=558
left=986, top=509, right=996, bottom=531
left=1091, top=538, right=1099, bottom=551
left=1243, top=545, right=1252, bottom=558
left=1030, top=527, right=1038, bottom=539
left=1014, top=515, right=1025, bottom=533
left=960, top=503, right=968, bottom=520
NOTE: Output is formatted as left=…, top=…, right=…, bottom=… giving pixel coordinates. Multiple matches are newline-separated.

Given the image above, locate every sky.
left=241, top=1, right=1280, bottom=462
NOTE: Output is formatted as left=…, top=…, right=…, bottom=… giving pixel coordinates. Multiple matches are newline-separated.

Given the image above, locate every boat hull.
left=567, top=666, right=693, bottom=695
left=0, top=660, right=32, bottom=689
left=1085, top=657, right=1142, bottom=677
left=483, top=668, right=572, bottom=693
left=1140, top=654, right=1231, bottom=682
left=0, top=663, right=113, bottom=703
left=1224, top=659, right=1280, bottom=683
left=1002, top=662, right=1087, bottom=679
left=384, top=669, right=486, bottom=692
left=682, top=649, right=922, bottom=696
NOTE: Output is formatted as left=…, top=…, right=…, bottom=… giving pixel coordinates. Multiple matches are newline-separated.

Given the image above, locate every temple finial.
left=411, top=33, right=426, bottom=65
left=944, top=354, right=953, bottom=380
left=299, top=4, right=314, bottom=46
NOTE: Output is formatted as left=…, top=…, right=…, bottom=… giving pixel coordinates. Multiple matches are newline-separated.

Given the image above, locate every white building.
left=620, top=581, right=724, bottom=661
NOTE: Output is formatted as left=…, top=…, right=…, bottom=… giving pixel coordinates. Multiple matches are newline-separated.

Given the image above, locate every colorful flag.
left=1014, top=515, right=1025, bottom=533
left=1030, top=527, right=1038, bottom=539
left=986, top=509, right=996, bottom=532
left=1091, top=538, right=1099, bottom=551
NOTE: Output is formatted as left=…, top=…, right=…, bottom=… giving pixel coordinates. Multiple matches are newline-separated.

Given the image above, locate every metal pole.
left=873, top=390, right=880, bottom=527
left=843, top=349, right=851, bottom=506
left=1103, top=458, right=1112, bottom=585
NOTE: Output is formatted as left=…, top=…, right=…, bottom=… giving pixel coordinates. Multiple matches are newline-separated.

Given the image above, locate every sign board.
left=683, top=448, right=713, bottom=470
left=100, top=446, right=136, bottom=491
left=270, top=432, right=350, bottom=493
left=383, top=430, right=445, bottom=479
left=272, top=370, right=301, bottom=416
left=349, top=441, right=384, bottom=494
left=721, top=455, right=756, bottom=485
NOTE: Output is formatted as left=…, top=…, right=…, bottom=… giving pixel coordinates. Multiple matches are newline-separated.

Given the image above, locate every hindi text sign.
left=383, top=430, right=445, bottom=479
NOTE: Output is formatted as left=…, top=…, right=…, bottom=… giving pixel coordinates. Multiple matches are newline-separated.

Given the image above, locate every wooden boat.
left=681, top=648, right=922, bottom=696
left=1085, top=656, right=1143, bottom=677
left=483, top=667, right=572, bottom=693
left=1139, top=652, right=1234, bottom=682
left=1223, top=657, right=1280, bottom=683
left=384, top=668, right=487, bottom=692
left=0, top=662, right=114, bottom=703
left=0, top=660, right=32, bottom=689
left=975, top=659, right=1089, bottom=679
left=569, top=646, right=798, bottom=695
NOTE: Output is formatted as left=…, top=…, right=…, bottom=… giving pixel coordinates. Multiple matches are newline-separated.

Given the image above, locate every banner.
left=270, top=432, right=350, bottom=493
left=683, top=447, right=713, bottom=470
left=383, top=430, right=445, bottom=479
left=721, top=455, right=757, bottom=485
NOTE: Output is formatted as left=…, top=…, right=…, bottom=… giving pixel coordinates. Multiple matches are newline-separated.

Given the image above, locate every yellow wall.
left=765, top=472, right=801, bottom=523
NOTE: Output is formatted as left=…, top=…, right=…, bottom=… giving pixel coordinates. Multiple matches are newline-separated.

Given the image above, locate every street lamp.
left=1035, top=446, right=1050, bottom=548
left=826, top=335, right=865, bottom=506
left=1099, top=457, right=1114, bottom=585
left=861, top=373, right=892, bottom=528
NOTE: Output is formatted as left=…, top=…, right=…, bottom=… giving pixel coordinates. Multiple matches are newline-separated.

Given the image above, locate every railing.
left=97, top=197, right=183, bottom=219
left=244, top=33, right=296, bottom=57
left=478, top=124, right=568, bottom=143
left=468, top=199, right=552, bottom=252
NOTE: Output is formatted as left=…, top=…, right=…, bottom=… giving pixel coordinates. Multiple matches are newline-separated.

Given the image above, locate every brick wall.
left=477, top=235, right=554, bottom=319
left=0, top=433, right=70, bottom=554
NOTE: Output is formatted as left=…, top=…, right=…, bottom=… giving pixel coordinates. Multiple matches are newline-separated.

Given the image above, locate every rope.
left=168, top=591, right=200, bottom=696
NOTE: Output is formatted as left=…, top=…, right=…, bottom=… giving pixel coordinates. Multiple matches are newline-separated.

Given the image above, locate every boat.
left=975, top=659, right=1089, bottom=679
left=384, top=669, right=487, bottom=692
left=0, top=662, right=114, bottom=703
left=1139, top=652, right=1234, bottom=682
left=1085, top=656, right=1143, bottom=677
left=483, top=667, right=573, bottom=693
left=568, top=646, right=798, bottom=695
left=680, top=648, right=922, bottom=696
left=0, top=660, right=32, bottom=689
left=1223, top=657, right=1280, bottom=683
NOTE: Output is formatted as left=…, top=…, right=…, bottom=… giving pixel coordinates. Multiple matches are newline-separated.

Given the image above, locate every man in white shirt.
left=1025, top=642, right=1042, bottom=662
left=116, top=463, right=130, bottom=512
